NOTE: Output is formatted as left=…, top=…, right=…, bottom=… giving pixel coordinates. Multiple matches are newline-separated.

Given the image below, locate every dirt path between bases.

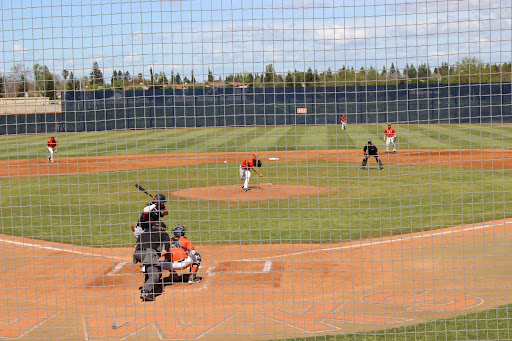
left=0, top=149, right=511, bottom=340
left=1, top=149, right=511, bottom=180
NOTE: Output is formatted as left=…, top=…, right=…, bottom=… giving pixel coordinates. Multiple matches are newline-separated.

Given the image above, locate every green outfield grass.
left=1, top=160, right=510, bottom=247
left=285, top=304, right=512, bottom=341
left=0, top=124, right=511, bottom=160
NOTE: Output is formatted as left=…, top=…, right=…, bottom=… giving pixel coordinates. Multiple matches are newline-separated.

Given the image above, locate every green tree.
left=149, top=67, right=154, bottom=85
left=305, top=67, right=314, bottom=85
left=191, top=70, right=196, bottom=83
left=66, top=72, right=80, bottom=90
left=17, top=74, right=29, bottom=96
left=244, top=73, right=254, bottom=88
left=33, top=64, right=55, bottom=99
left=175, top=73, right=182, bottom=84
left=406, top=64, right=417, bottom=80
left=208, top=68, right=214, bottom=82
left=89, top=61, right=104, bottom=87
left=264, top=64, right=275, bottom=85
left=62, top=69, right=69, bottom=81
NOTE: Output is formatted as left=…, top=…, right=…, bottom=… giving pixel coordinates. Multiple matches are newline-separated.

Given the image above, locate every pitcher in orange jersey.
left=160, top=224, right=202, bottom=284
left=239, top=152, right=263, bottom=191
left=46, top=136, right=58, bottom=162
left=383, top=123, right=396, bottom=153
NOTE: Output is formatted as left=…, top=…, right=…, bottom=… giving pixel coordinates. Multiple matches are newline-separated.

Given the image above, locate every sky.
left=0, top=0, right=511, bottom=81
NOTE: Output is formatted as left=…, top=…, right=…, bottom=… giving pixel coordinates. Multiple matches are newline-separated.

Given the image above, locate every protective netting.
left=0, top=1, right=511, bottom=340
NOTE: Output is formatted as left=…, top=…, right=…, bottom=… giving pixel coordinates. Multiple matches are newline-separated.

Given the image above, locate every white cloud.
left=12, top=44, right=28, bottom=54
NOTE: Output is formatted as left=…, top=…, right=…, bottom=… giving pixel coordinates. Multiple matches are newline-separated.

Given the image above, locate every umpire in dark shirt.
left=361, top=140, right=384, bottom=170
left=133, top=225, right=170, bottom=302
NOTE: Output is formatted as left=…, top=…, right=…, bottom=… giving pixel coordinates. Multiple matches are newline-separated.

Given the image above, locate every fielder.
left=132, top=194, right=169, bottom=238
left=340, top=114, right=347, bottom=130
left=383, top=123, right=397, bottom=153
left=239, top=152, right=263, bottom=191
left=160, top=224, right=202, bottom=284
left=46, top=136, right=58, bottom=162
left=360, top=140, right=384, bottom=170
left=132, top=222, right=171, bottom=302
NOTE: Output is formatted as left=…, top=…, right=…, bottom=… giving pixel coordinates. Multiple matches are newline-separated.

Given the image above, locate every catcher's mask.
left=173, top=224, right=186, bottom=238
left=152, top=194, right=166, bottom=205
left=367, top=140, right=372, bottom=144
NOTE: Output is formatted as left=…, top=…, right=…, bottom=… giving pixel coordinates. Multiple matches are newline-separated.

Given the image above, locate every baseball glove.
left=392, top=137, right=396, bottom=143
left=257, top=159, right=262, bottom=167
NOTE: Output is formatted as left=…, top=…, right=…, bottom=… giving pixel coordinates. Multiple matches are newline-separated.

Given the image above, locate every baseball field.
left=1, top=124, right=511, bottom=340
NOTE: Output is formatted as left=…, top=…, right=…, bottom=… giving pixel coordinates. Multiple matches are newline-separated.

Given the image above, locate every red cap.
left=51, top=136, right=55, bottom=138
left=253, top=152, right=258, bottom=157
left=387, top=123, right=391, bottom=126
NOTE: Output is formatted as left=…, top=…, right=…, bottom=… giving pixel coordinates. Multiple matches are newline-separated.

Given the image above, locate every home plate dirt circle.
left=171, top=183, right=334, bottom=201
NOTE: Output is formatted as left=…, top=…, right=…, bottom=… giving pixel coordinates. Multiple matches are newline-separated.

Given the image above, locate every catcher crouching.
left=160, top=224, right=202, bottom=284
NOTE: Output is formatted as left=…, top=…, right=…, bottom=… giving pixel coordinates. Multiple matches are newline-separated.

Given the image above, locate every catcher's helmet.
left=173, top=224, right=186, bottom=238
left=367, top=139, right=372, bottom=144
left=152, top=194, right=166, bottom=204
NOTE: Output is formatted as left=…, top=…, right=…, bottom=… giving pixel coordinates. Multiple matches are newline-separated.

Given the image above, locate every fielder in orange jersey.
left=239, top=152, right=263, bottom=191
left=46, top=136, right=58, bottom=162
left=160, top=224, right=202, bottom=284
left=340, top=114, right=347, bottom=130
left=383, top=123, right=396, bottom=153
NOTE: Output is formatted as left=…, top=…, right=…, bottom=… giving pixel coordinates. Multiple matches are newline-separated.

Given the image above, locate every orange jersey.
left=384, top=128, right=396, bottom=138
left=340, top=116, right=347, bottom=123
left=241, top=157, right=256, bottom=169
left=47, top=139, right=57, bottom=148
left=166, top=237, right=194, bottom=262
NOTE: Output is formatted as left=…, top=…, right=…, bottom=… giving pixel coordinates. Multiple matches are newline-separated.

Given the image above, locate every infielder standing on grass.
left=160, top=224, right=202, bottom=284
left=383, top=123, right=397, bottom=154
left=46, top=136, right=57, bottom=162
left=239, top=152, right=263, bottom=191
left=340, top=114, right=347, bottom=130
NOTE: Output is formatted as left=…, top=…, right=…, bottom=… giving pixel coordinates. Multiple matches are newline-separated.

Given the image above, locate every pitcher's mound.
left=171, top=184, right=333, bottom=201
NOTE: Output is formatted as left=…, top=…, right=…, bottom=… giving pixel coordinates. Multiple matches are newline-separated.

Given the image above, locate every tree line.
left=0, top=57, right=510, bottom=99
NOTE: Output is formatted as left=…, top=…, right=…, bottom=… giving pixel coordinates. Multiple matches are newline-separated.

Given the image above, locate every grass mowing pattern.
left=1, top=161, right=510, bottom=247
left=0, top=124, right=511, bottom=160
left=283, top=304, right=512, bottom=341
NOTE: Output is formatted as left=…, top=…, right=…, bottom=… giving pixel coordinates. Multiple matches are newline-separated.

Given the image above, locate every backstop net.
left=0, top=0, right=511, bottom=340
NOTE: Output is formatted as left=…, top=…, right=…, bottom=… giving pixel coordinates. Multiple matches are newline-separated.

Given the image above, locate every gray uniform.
left=133, top=227, right=170, bottom=294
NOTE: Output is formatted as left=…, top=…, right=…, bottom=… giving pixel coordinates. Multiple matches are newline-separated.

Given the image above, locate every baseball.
left=224, top=160, right=227, bottom=163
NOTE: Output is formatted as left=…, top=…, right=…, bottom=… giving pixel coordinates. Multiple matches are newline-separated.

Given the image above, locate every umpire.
left=360, top=140, right=384, bottom=170
left=133, top=223, right=170, bottom=302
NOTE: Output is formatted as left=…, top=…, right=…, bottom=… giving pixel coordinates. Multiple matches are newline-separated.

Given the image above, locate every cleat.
left=140, top=291, right=155, bottom=302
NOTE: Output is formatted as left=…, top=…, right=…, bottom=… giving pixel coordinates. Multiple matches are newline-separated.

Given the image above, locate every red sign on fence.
left=296, top=107, right=307, bottom=114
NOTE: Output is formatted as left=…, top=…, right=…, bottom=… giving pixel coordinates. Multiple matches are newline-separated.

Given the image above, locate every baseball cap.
left=253, top=152, right=258, bottom=157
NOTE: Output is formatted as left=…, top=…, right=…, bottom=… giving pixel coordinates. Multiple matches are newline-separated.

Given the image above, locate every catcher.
left=132, top=194, right=169, bottom=238
left=360, top=140, right=384, bottom=170
left=46, top=135, right=57, bottom=163
left=383, top=123, right=397, bottom=154
left=239, top=152, right=263, bottom=191
left=160, top=224, right=202, bottom=284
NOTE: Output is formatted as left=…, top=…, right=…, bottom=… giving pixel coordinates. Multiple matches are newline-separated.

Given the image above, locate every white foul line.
left=0, top=238, right=126, bottom=261
left=106, top=262, right=128, bottom=276
left=252, top=222, right=510, bottom=261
